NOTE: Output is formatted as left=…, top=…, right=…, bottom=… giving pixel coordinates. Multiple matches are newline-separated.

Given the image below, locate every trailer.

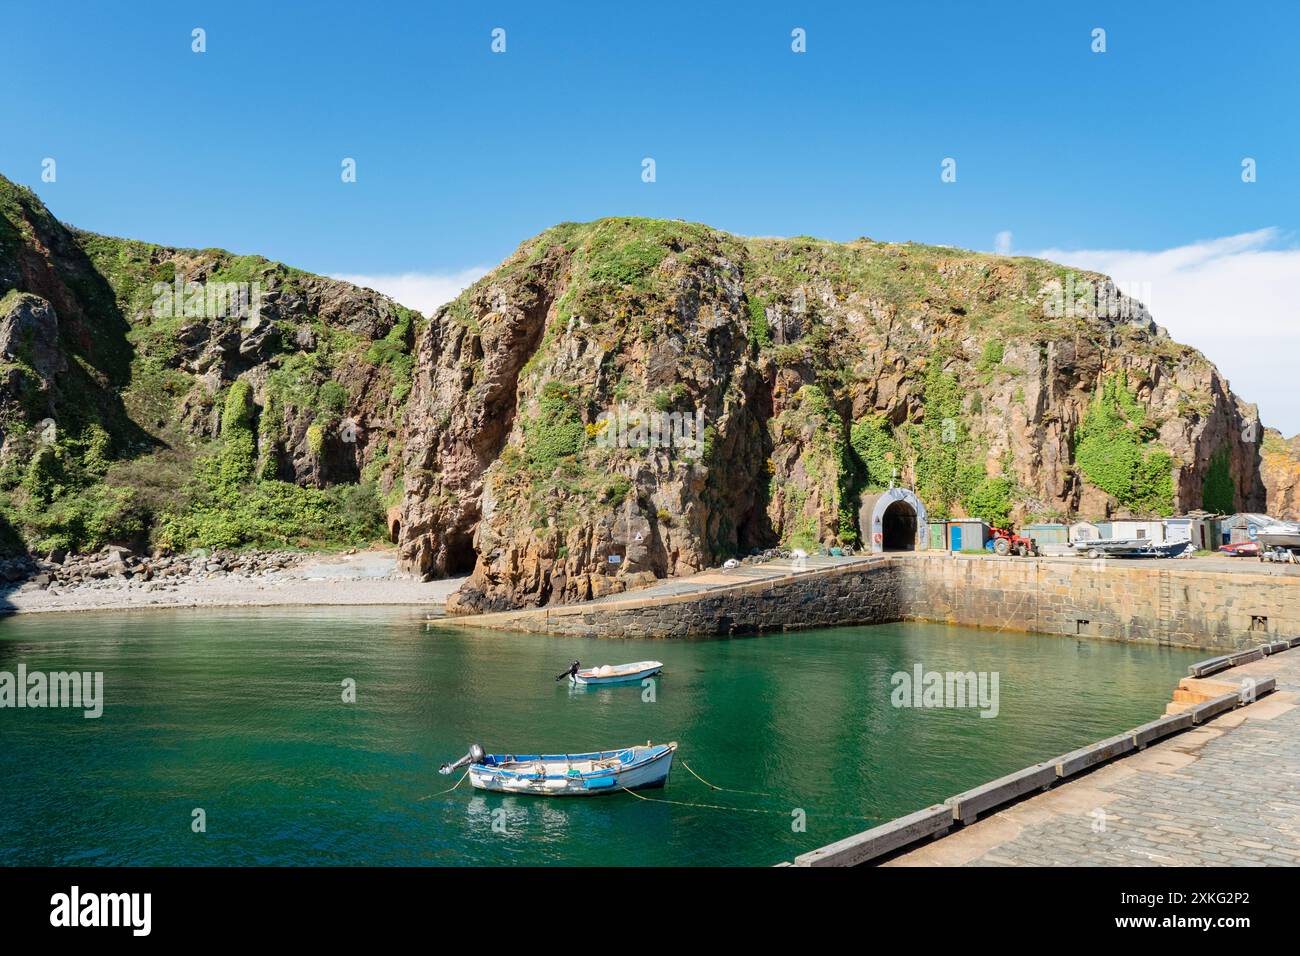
left=1072, top=539, right=1193, bottom=559
left=1261, top=546, right=1300, bottom=564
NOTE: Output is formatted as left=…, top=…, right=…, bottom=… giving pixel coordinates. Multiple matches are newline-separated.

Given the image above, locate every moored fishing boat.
left=439, top=742, right=677, bottom=796
left=555, top=660, right=664, bottom=686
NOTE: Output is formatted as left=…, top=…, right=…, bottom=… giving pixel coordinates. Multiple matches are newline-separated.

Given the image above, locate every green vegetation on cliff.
left=522, top=381, right=587, bottom=478
left=848, top=415, right=896, bottom=492
left=1202, top=447, right=1236, bottom=514
left=773, top=384, right=854, bottom=548
left=0, top=173, right=412, bottom=555
left=157, top=379, right=384, bottom=551
left=892, top=355, right=1014, bottom=523
left=1074, top=373, right=1174, bottom=516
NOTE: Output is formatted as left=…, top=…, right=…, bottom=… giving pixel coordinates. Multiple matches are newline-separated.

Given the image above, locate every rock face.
left=125, top=252, right=414, bottom=490
left=0, top=292, right=65, bottom=382
left=1261, top=430, right=1300, bottom=520
left=396, top=219, right=1267, bottom=612
left=0, top=175, right=1282, bottom=590
left=0, top=173, right=418, bottom=555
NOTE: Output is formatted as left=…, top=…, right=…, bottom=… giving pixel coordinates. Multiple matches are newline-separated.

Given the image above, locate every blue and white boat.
left=441, top=742, right=677, bottom=797
left=556, top=660, right=664, bottom=686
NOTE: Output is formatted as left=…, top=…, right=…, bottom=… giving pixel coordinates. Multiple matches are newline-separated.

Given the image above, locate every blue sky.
left=3, top=1, right=1298, bottom=428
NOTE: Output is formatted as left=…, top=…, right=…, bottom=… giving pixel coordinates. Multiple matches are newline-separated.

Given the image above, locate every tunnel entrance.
left=881, top=500, right=918, bottom=552
left=858, top=488, right=927, bottom=554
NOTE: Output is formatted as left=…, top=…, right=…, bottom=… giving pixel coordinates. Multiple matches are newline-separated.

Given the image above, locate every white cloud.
left=994, top=230, right=1013, bottom=256
left=331, top=266, right=489, bottom=317
left=1029, top=229, right=1300, bottom=437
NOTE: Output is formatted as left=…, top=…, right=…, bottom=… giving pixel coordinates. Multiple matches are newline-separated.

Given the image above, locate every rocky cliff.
left=1261, top=430, right=1300, bottom=520
left=0, top=174, right=417, bottom=555
left=396, top=218, right=1266, bottom=612
left=0, top=176, right=1278, bottom=600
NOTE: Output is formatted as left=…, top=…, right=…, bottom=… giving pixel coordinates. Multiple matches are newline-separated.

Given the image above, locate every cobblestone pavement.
left=885, top=648, right=1300, bottom=866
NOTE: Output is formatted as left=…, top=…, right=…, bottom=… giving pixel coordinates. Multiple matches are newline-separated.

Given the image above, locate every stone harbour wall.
left=446, top=555, right=1300, bottom=651
left=896, top=556, right=1300, bottom=652
left=451, top=559, right=905, bottom=638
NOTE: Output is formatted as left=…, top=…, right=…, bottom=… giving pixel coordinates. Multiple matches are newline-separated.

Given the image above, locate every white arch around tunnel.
left=858, top=488, right=928, bottom=554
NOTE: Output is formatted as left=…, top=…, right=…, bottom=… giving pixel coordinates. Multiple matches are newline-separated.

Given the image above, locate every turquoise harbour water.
left=0, top=608, right=1199, bottom=866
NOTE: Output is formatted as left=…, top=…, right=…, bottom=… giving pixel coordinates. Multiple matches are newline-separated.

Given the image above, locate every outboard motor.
left=555, top=660, right=581, bottom=682
left=439, top=743, right=485, bottom=776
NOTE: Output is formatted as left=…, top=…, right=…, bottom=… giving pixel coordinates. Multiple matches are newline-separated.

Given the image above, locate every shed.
left=945, top=518, right=989, bottom=551
left=1068, top=521, right=1102, bottom=544
left=858, top=488, right=928, bottom=553
left=1165, top=513, right=1219, bottom=551
left=1197, top=513, right=1222, bottom=550
left=1109, top=519, right=1167, bottom=543
left=1022, top=523, right=1069, bottom=546
left=927, top=520, right=948, bottom=550
left=1221, top=513, right=1273, bottom=546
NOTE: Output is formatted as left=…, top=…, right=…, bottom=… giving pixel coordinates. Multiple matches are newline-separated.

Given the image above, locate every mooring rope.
left=422, top=761, right=869, bottom=822
left=680, top=759, right=773, bottom=797
left=418, top=768, right=469, bottom=801
left=621, top=786, right=873, bottom=822
left=619, top=787, right=780, bottom=813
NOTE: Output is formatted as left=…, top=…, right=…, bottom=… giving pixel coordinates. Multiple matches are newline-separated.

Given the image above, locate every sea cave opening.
left=444, top=533, right=477, bottom=574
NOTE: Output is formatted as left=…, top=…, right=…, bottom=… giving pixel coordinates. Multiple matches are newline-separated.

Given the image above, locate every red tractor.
left=990, top=526, right=1040, bottom=557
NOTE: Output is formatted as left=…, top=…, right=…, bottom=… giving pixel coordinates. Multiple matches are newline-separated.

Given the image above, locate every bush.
left=522, top=381, right=586, bottom=477
left=27, top=484, right=146, bottom=554
left=849, top=415, right=896, bottom=490
left=158, top=480, right=384, bottom=552
left=961, top=476, right=1014, bottom=527
left=1202, top=447, right=1235, bottom=514
left=976, top=340, right=1004, bottom=375
left=216, top=380, right=257, bottom=492
left=1075, top=374, right=1173, bottom=515
left=747, top=296, right=771, bottom=348
left=602, top=476, right=632, bottom=504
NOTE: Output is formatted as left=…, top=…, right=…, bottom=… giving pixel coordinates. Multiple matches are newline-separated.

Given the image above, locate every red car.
left=1220, top=541, right=1261, bottom=557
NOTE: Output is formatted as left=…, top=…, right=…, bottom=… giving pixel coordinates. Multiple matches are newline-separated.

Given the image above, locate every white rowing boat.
left=555, top=660, right=664, bottom=686
left=440, top=742, right=677, bottom=796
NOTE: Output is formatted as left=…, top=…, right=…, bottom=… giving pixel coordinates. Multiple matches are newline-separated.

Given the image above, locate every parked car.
left=1220, top=541, right=1261, bottom=557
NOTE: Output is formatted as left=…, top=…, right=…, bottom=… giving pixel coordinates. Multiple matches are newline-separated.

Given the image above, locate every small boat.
left=1072, top=539, right=1192, bottom=559
left=555, top=660, right=664, bottom=686
left=1257, top=521, right=1300, bottom=550
left=440, top=742, right=677, bottom=796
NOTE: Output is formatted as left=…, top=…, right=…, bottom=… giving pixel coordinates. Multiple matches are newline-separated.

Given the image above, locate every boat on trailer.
left=1072, top=539, right=1193, bottom=559
left=555, top=660, right=664, bottom=686
left=1257, top=521, right=1300, bottom=550
left=440, top=742, right=677, bottom=796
